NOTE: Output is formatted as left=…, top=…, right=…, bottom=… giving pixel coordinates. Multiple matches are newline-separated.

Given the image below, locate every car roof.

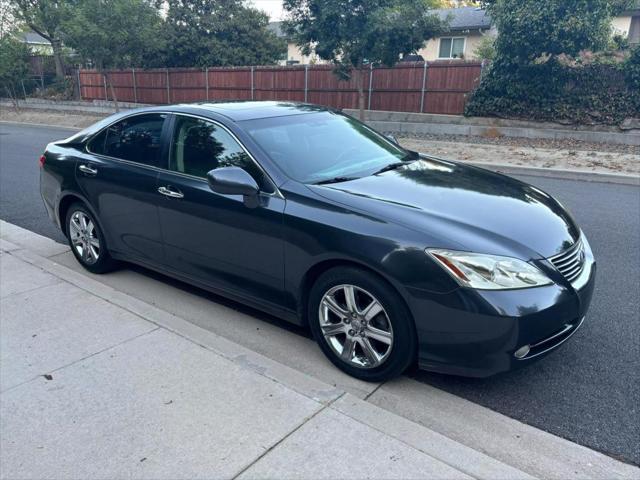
left=168, top=101, right=332, bottom=122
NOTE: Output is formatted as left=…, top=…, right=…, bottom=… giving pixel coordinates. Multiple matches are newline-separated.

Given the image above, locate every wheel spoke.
left=69, top=218, right=81, bottom=237
left=362, top=299, right=383, bottom=322
left=365, top=325, right=392, bottom=345
left=359, top=337, right=381, bottom=366
left=343, top=285, right=358, bottom=314
left=89, top=244, right=99, bottom=261
left=89, top=237, right=100, bottom=248
left=322, top=295, right=348, bottom=319
left=86, top=220, right=95, bottom=235
left=321, top=322, right=345, bottom=337
left=340, top=337, right=356, bottom=361
left=79, top=214, right=88, bottom=231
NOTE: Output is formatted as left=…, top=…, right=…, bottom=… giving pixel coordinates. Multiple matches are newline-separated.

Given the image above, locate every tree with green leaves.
left=0, top=31, right=30, bottom=108
left=62, top=0, right=162, bottom=69
left=61, top=0, right=163, bottom=110
left=482, top=0, right=613, bottom=65
left=161, top=0, right=286, bottom=68
left=467, top=0, right=635, bottom=124
left=283, top=0, right=445, bottom=120
left=12, top=0, right=69, bottom=80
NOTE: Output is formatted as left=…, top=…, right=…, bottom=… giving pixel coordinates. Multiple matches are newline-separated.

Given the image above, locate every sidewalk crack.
left=0, top=327, right=160, bottom=394
left=230, top=392, right=346, bottom=480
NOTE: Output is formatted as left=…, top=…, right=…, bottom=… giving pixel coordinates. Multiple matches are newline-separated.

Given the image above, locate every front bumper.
left=408, top=243, right=596, bottom=378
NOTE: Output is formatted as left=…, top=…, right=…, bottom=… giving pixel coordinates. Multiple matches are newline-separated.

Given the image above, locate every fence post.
left=166, top=68, right=170, bottom=104
left=367, top=63, right=373, bottom=110
left=132, top=68, right=137, bottom=104
left=205, top=67, right=209, bottom=101
left=103, top=74, right=108, bottom=100
left=304, top=65, right=308, bottom=103
left=76, top=69, right=82, bottom=100
left=420, top=62, right=428, bottom=113
left=251, top=66, right=255, bottom=100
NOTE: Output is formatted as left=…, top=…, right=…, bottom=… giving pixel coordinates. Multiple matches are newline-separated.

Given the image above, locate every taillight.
left=39, top=154, right=46, bottom=168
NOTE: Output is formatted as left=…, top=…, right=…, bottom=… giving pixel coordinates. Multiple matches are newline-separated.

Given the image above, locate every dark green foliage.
left=467, top=0, right=639, bottom=125
left=0, top=33, right=30, bottom=92
left=161, top=0, right=286, bottom=68
left=466, top=57, right=640, bottom=124
left=283, top=0, right=444, bottom=70
left=61, top=0, right=163, bottom=69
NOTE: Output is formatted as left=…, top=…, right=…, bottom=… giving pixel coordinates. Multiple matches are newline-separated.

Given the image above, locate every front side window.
left=88, top=114, right=167, bottom=166
left=438, top=37, right=465, bottom=58
left=169, top=115, right=271, bottom=191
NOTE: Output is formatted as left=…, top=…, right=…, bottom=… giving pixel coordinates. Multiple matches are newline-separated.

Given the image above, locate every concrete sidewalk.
left=0, top=224, right=531, bottom=479
left=1, top=221, right=639, bottom=479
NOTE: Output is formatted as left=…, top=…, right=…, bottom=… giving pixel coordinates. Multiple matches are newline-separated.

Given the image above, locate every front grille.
left=548, top=237, right=585, bottom=283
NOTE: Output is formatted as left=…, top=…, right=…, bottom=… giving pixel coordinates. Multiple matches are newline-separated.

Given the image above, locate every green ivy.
left=467, top=0, right=640, bottom=125
left=466, top=57, right=640, bottom=124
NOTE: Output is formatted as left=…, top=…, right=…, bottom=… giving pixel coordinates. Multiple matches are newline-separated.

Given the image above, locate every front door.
left=157, top=114, right=286, bottom=308
left=76, top=113, right=169, bottom=263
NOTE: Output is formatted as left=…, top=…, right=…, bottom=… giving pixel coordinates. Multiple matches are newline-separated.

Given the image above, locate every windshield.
left=242, top=112, right=409, bottom=184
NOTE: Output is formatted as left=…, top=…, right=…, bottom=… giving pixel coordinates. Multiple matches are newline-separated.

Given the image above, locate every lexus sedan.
left=40, top=102, right=595, bottom=381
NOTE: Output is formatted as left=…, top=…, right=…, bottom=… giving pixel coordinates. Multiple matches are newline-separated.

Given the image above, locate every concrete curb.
left=468, top=161, right=640, bottom=186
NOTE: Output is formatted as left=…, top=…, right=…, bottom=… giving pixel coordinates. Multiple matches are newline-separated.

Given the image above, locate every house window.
left=439, top=37, right=466, bottom=59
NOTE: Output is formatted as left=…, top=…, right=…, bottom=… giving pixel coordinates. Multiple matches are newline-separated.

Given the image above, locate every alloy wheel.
left=318, top=284, right=393, bottom=369
left=69, top=211, right=100, bottom=265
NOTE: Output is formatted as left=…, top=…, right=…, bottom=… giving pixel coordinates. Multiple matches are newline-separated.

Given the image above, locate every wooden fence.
left=78, top=61, right=483, bottom=115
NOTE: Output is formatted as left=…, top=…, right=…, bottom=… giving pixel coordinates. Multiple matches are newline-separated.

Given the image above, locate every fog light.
left=514, top=345, right=530, bottom=359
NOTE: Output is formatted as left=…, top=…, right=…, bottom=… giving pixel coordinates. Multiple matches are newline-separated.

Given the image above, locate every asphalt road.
left=1, top=122, right=639, bottom=465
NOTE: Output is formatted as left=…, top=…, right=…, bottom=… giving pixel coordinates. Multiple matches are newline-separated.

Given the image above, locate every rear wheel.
left=65, top=203, right=116, bottom=274
left=308, top=267, right=416, bottom=382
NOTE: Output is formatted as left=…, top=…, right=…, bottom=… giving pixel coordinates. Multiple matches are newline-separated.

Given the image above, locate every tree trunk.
left=104, top=72, right=120, bottom=112
left=357, top=67, right=366, bottom=122
left=51, top=38, right=65, bottom=81
left=4, top=86, right=20, bottom=112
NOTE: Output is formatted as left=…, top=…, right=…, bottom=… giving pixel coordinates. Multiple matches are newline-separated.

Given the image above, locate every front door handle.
left=158, top=186, right=184, bottom=199
left=78, top=164, right=98, bottom=176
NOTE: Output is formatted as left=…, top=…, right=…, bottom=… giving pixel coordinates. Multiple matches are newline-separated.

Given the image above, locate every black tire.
left=308, top=266, right=416, bottom=382
left=65, top=202, right=116, bottom=274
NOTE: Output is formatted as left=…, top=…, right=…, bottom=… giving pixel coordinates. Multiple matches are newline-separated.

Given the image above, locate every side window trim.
left=168, top=113, right=280, bottom=196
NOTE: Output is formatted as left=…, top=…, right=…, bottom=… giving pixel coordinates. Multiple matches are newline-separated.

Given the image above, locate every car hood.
left=309, top=157, right=580, bottom=260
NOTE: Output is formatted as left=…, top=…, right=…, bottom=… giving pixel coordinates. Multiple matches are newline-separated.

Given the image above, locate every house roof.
left=268, top=8, right=492, bottom=39
left=433, top=7, right=492, bottom=31
left=21, top=32, right=50, bottom=45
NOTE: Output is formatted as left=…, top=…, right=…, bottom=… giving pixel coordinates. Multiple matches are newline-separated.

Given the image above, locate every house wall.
left=612, top=15, right=632, bottom=36
left=418, top=32, right=489, bottom=61
left=285, top=43, right=327, bottom=65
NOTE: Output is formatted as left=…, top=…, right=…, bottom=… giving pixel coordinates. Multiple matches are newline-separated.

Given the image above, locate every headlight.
left=426, top=249, right=552, bottom=290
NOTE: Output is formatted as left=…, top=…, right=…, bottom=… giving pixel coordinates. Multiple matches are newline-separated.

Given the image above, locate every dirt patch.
left=0, top=108, right=104, bottom=129
left=398, top=137, right=639, bottom=177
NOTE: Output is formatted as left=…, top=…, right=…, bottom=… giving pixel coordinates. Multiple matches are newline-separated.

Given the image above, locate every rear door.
left=77, top=113, right=169, bottom=264
left=156, top=114, right=286, bottom=307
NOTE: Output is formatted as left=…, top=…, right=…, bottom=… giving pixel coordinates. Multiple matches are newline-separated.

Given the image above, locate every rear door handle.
left=78, top=164, right=98, bottom=176
left=158, top=186, right=184, bottom=199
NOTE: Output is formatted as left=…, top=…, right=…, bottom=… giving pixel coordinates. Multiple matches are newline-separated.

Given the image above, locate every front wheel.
left=308, top=267, right=416, bottom=382
left=66, top=203, right=116, bottom=274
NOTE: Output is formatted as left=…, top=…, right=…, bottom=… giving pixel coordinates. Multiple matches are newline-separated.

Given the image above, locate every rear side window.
left=88, top=114, right=167, bottom=167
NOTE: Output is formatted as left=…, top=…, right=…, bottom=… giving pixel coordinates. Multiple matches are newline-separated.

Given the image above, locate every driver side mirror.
left=207, top=166, right=259, bottom=197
